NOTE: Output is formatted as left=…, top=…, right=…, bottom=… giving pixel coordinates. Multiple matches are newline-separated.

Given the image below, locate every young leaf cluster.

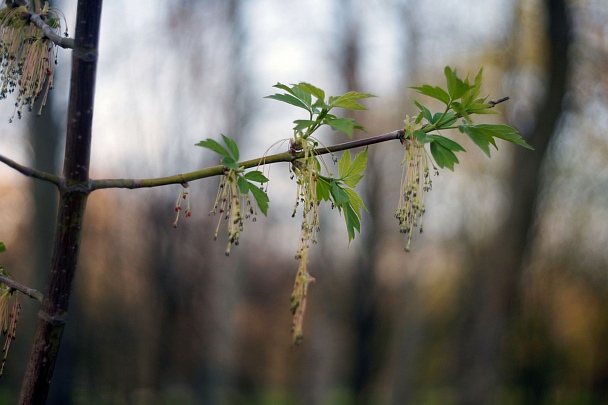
left=189, top=69, right=532, bottom=343
left=196, top=135, right=269, bottom=215
left=410, top=67, right=533, bottom=170
left=316, top=148, right=368, bottom=242
left=266, top=82, right=375, bottom=139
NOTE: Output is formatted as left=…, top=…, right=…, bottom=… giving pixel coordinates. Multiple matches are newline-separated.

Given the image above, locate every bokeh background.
left=1, top=0, right=607, bottom=403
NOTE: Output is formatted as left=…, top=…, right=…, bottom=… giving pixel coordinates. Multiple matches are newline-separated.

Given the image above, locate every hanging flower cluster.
left=289, top=137, right=321, bottom=344
left=210, top=167, right=257, bottom=256
left=172, top=183, right=191, bottom=228
left=0, top=269, right=20, bottom=377
left=0, top=1, right=67, bottom=121
left=396, top=116, right=437, bottom=252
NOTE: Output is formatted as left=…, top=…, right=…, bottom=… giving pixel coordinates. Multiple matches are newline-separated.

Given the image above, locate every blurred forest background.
left=1, top=0, right=607, bottom=403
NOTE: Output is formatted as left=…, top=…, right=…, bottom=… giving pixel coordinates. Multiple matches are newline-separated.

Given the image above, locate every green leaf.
left=293, top=119, right=317, bottom=132
left=292, top=86, right=312, bottom=108
left=458, top=125, right=495, bottom=157
left=474, top=124, right=534, bottom=150
left=466, top=99, right=500, bottom=115
left=243, top=170, right=268, bottom=183
left=0, top=242, right=5, bottom=253
left=329, top=91, right=375, bottom=110
left=237, top=176, right=250, bottom=194
left=195, top=138, right=230, bottom=158
left=459, top=124, right=533, bottom=157
left=436, top=112, right=458, bottom=128
left=316, top=176, right=331, bottom=201
left=413, top=100, right=434, bottom=123
left=295, top=82, right=325, bottom=101
left=444, top=66, right=471, bottom=100
left=330, top=180, right=349, bottom=205
left=344, top=188, right=368, bottom=215
left=339, top=147, right=367, bottom=187
left=451, top=101, right=473, bottom=124
left=430, top=142, right=459, bottom=171
left=461, top=67, right=483, bottom=107
left=249, top=183, right=270, bottom=216
left=220, top=156, right=240, bottom=170
left=221, top=134, right=239, bottom=161
left=344, top=203, right=361, bottom=242
left=271, top=82, right=295, bottom=93
left=426, top=135, right=466, bottom=152
left=413, top=130, right=429, bottom=143
left=410, top=84, right=451, bottom=105
left=324, top=117, right=356, bottom=137
left=265, top=93, right=311, bottom=111
left=338, top=149, right=352, bottom=180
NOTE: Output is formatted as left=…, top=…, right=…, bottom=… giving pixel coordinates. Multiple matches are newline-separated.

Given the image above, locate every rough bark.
left=19, top=0, right=103, bottom=402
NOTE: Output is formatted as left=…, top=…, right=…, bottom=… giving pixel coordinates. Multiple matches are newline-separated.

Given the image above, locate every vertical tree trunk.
left=333, top=3, right=382, bottom=403
left=453, top=0, right=571, bottom=403
left=19, top=0, right=103, bottom=402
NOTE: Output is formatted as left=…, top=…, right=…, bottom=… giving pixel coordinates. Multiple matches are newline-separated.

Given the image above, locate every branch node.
left=38, top=310, right=67, bottom=326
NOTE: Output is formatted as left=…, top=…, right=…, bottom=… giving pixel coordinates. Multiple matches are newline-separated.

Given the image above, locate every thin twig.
left=0, top=154, right=61, bottom=185
left=488, top=96, right=510, bottom=107
left=0, top=274, right=43, bottom=303
left=90, top=129, right=404, bottom=190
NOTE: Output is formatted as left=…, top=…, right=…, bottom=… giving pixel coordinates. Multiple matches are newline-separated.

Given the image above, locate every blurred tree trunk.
left=332, top=3, right=383, bottom=403
left=453, top=0, right=571, bottom=403
left=159, top=0, right=251, bottom=403
left=389, top=2, right=425, bottom=403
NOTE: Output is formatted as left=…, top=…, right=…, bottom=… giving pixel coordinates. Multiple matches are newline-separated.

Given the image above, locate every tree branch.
left=90, top=129, right=404, bottom=190
left=0, top=154, right=61, bottom=185
left=29, top=13, right=75, bottom=49
left=0, top=275, right=43, bottom=303
left=11, top=0, right=75, bottom=49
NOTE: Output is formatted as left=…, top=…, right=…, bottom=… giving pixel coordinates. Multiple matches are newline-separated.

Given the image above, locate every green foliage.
left=196, top=135, right=269, bottom=215
left=317, top=148, right=368, bottom=242
left=265, top=83, right=372, bottom=243
left=410, top=66, right=533, bottom=170
left=192, top=71, right=531, bottom=340
left=266, top=82, right=375, bottom=139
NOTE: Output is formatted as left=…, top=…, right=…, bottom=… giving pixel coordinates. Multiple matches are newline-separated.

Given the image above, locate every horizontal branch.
left=0, top=154, right=61, bottom=185
left=90, top=129, right=404, bottom=190
left=0, top=274, right=43, bottom=303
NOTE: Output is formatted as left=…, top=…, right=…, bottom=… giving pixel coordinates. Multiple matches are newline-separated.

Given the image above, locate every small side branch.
left=0, top=274, right=43, bottom=303
left=90, top=129, right=403, bottom=190
left=488, top=97, right=510, bottom=107
left=0, top=154, right=61, bottom=186
left=29, top=13, right=74, bottom=49
left=11, top=0, right=75, bottom=49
